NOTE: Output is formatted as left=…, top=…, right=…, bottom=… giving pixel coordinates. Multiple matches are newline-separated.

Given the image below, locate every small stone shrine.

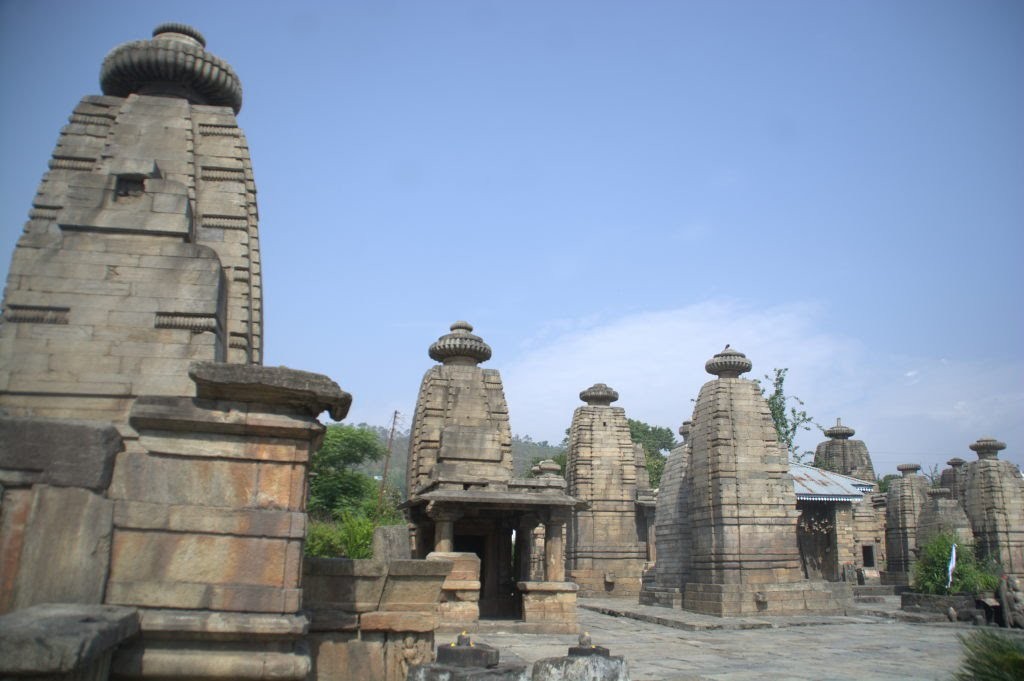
left=961, top=438, right=1024, bottom=576
left=0, top=24, right=351, bottom=680
left=810, top=421, right=887, bottom=579
left=677, top=346, right=848, bottom=615
left=882, top=463, right=930, bottom=584
left=814, top=418, right=877, bottom=483
left=565, top=383, right=652, bottom=597
left=404, top=322, right=581, bottom=632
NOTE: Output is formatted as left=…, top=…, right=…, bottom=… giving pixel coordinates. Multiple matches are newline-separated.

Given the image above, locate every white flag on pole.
left=947, top=543, right=957, bottom=590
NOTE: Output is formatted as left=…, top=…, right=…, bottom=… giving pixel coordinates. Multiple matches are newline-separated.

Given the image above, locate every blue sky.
left=1, top=1, right=1022, bottom=475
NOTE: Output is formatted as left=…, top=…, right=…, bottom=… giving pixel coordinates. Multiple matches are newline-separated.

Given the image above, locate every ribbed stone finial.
left=825, top=418, right=855, bottom=440
left=897, top=463, right=921, bottom=477
left=969, top=437, right=1006, bottom=460
left=679, top=420, right=691, bottom=438
left=705, top=345, right=752, bottom=378
left=928, top=488, right=953, bottom=499
left=100, top=23, right=243, bottom=113
left=947, top=457, right=966, bottom=468
left=428, top=321, right=492, bottom=365
left=152, top=23, right=206, bottom=46
left=580, top=383, right=619, bottom=406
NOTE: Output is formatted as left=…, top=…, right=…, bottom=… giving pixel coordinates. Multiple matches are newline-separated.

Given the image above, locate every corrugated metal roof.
left=790, top=463, right=871, bottom=502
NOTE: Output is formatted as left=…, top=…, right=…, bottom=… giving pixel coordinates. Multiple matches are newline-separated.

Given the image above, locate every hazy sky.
left=1, top=1, right=1022, bottom=475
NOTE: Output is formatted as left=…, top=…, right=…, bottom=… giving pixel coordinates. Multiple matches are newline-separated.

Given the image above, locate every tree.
left=877, top=473, right=900, bottom=494
left=308, top=424, right=387, bottom=519
left=759, top=368, right=818, bottom=463
left=628, top=419, right=677, bottom=488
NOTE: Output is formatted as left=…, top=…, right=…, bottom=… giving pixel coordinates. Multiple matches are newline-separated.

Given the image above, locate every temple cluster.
left=0, top=22, right=1021, bottom=681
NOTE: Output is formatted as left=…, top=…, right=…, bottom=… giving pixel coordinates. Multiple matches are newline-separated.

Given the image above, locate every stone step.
left=853, top=584, right=910, bottom=597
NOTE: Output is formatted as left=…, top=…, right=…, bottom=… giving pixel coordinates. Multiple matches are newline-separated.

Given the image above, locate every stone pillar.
left=516, top=515, right=538, bottom=582
left=428, top=506, right=458, bottom=553
left=544, top=513, right=566, bottom=582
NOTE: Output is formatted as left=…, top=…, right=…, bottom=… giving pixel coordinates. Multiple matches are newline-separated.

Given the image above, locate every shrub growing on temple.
left=913, top=532, right=999, bottom=595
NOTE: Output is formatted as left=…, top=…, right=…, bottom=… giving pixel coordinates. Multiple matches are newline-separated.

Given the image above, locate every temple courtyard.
left=472, top=597, right=990, bottom=680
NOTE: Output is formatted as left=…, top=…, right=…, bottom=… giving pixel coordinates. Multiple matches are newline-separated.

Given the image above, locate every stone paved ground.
left=472, top=598, right=976, bottom=680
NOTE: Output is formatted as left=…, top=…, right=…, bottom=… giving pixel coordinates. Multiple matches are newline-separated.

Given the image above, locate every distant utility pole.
left=377, top=410, right=400, bottom=509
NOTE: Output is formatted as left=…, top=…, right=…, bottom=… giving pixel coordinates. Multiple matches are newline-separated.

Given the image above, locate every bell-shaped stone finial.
left=580, top=383, right=619, bottom=406
left=897, top=463, right=921, bottom=477
left=969, top=437, right=1006, bottom=460
left=100, top=23, right=243, bottom=112
left=705, top=345, right=752, bottom=378
left=428, top=321, right=492, bottom=366
left=824, top=418, right=855, bottom=440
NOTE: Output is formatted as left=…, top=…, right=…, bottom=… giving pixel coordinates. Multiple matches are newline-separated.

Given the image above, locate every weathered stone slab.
left=0, top=416, right=122, bottom=491
left=531, top=655, right=629, bottom=681
left=189, top=362, right=351, bottom=420
left=303, top=557, right=388, bottom=613
left=12, top=485, right=113, bottom=609
left=0, top=603, right=138, bottom=675
left=373, top=524, right=412, bottom=562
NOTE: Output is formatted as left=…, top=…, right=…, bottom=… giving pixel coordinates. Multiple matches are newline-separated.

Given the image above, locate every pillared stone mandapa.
left=704, top=345, right=752, bottom=378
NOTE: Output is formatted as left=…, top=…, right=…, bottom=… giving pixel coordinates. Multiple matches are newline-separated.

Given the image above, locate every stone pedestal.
left=428, top=551, right=481, bottom=626
left=516, top=581, right=579, bottom=634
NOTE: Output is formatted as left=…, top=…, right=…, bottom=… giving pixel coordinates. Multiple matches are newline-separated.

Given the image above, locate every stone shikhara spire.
left=565, top=383, right=650, bottom=597
left=962, top=438, right=1024, bottom=575
left=813, top=418, right=877, bottom=483
left=1, top=23, right=262, bottom=424
left=884, top=463, right=930, bottom=577
left=677, top=346, right=847, bottom=615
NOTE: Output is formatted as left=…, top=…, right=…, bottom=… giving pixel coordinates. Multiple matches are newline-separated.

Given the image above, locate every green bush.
left=306, top=513, right=377, bottom=558
left=954, top=630, right=1024, bottom=681
left=913, top=532, right=1000, bottom=595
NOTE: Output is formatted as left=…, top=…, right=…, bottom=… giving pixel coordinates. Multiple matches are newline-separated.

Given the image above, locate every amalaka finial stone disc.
left=824, top=418, right=855, bottom=440
left=428, top=321, right=492, bottom=365
left=897, top=463, right=921, bottom=477
left=705, top=345, right=752, bottom=378
left=969, top=437, right=1006, bottom=460
left=100, top=23, right=243, bottom=113
left=580, top=383, right=619, bottom=406
left=947, top=457, right=966, bottom=467
left=679, top=420, right=691, bottom=438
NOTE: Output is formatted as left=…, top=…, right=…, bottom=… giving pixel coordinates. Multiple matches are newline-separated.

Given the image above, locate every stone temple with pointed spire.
left=405, top=321, right=582, bottom=632
left=676, top=346, right=849, bottom=615
left=564, top=383, right=654, bottom=597
left=814, top=418, right=877, bottom=483
left=0, top=24, right=350, bottom=679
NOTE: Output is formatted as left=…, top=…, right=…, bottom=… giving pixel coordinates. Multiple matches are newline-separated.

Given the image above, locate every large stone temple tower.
left=564, top=383, right=652, bottom=597
left=1, top=23, right=263, bottom=426
left=0, top=25, right=348, bottom=679
left=680, top=347, right=848, bottom=615
left=814, top=418, right=877, bottom=482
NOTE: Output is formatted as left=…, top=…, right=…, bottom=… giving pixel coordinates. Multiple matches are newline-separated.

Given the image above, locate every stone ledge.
left=0, top=603, right=139, bottom=674
left=189, top=362, right=351, bottom=421
left=138, top=609, right=309, bottom=639
left=515, top=581, right=579, bottom=593
left=0, top=416, right=123, bottom=491
left=359, top=611, right=437, bottom=633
